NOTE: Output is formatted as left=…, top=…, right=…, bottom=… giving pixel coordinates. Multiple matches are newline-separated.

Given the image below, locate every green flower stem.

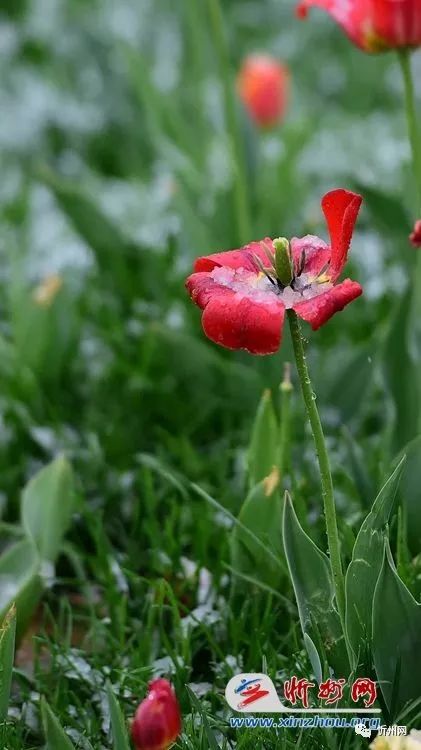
left=207, top=0, right=251, bottom=244
left=279, top=362, right=293, bottom=481
left=287, top=310, right=346, bottom=626
left=398, top=49, right=421, bottom=212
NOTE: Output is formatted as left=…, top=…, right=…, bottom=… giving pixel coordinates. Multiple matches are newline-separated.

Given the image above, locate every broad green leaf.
left=107, top=683, right=131, bottom=750
left=230, top=469, right=283, bottom=589
left=282, top=493, right=348, bottom=674
left=248, top=389, right=279, bottom=487
left=21, top=456, right=74, bottom=562
left=0, top=540, right=42, bottom=636
left=345, top=458, right=405, bottom=665
left=0, top=606, right=16, bottom=722
left=41, top=697, right=76, bottom=750
left=303, top=632, right=322, bottom=685
left=392, top=436, right=421, bottom=553
left=373, top=543, right=421, bottom=716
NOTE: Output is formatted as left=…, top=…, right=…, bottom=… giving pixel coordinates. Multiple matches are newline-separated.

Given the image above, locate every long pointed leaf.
left=230, top=469, right=284, bottom=589
left=282, top=493, right=348, bottom=674
left=248, top=389, right=278, bottom=487
left=373, top=542, right=421, bottom=716
left=21, top=456, right=75, bottom=563
left=41, top=697, right=76, bottom=750
left=345, top=458, right=405, bottom=664
left=107, top=683, right=131, bottom=750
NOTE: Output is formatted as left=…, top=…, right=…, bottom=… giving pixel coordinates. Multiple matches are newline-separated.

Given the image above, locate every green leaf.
left=321, top=346, right=373, bottom=425
left=373, top=542, right=421, bottom=716
left=21, top=456, right=75, bottom=562
left=392, top=436, right=421, bottom=553
left=193, top=482, right=284, bottom=576
left=0, top=606, right=16, bottom=722
left=282, top=493, right=348, bottom=674
left=345, top=458, right=405, bottom=665
left=248, top=389, right=279, bottom=487
left=0, top=540, right=42, bottom=637
left=303, top=632, right=322, bottom=685
left=383, top=290, right=420, bottom=454
left=37, top=166, right=141, bottom=299
left=186, top=686, right=220, bottom=750
left=230, top=469, right=283, bottom=589
left=342, top=426, right=374, bottom=505
left=41, top=697, right=76, bottom=750
left=107, top=683, right=131, bottom=750
left=9, top=274, right=77, bottom=383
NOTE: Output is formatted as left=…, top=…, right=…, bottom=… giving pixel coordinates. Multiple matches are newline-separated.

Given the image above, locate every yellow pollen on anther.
left=315, top=273, right=330, bottom=284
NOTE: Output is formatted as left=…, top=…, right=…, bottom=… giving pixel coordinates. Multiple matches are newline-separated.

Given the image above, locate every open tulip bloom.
left=296, top=0, right=421, bottom=53
left=186, top=189, right=362, bottom=355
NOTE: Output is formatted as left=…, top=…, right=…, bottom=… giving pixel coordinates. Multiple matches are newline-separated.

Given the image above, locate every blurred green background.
left=1, top=0, right=421, bottom=747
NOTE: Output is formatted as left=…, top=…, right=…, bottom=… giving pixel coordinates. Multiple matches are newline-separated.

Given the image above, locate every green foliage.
left=0, top=0, right=419, bottom=746
left=21, top=456, right=75, bottom=563
left=41, top=698, right=76, bottom=750
left=373, top=543, right=421, bottom=718
left=345, top=458, right=405, bottom=666
left=107, top=683, right=131, bottom=750
left=230, top=470, right=284, bottom=589
left=282, top=494, right=348, bottom=676
left=393, top=436, right=421, bottom=552
left=248, top=389, right=279, bottom=487
left=0, top=606, right=16, bottom=723
left=0, top=458, right=75, bottom=635
left=383, top=289, right=420, bottom=454
left=0, top=540, right=42, bottom=636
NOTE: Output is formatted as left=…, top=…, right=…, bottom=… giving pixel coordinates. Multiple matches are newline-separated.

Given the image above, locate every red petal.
left=409, top=219, right=421, bottom=248
left=202, top=295, right=285, bottom=355
left=295, top=0, right=371, bottom=49
left=185, top=272, right=235, bottom=309
left=292, top=279, right=362, bottom=330
left=321, top=189, right=362, bottom=281
left=290, top=235, right=330, bottom=276
left=194, top=238, right=275, bottom=273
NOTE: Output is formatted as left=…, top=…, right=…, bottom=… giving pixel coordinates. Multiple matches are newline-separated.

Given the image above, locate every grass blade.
left=107, top=682, right=131, bottom=750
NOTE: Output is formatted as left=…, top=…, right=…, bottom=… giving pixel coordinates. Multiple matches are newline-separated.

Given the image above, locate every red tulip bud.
left=131, top=679, right=181, bottom=750
left=410, top=220, right=421, bottom=248
left=237, top=54, right=289, bottom=128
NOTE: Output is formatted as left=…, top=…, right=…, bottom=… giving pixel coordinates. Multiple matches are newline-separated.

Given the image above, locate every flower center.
left=210, top=265, right=332, bottom=308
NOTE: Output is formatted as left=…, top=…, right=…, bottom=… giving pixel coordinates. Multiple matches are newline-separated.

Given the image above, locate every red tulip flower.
left=410, top=219, right=421, bottom=247
left=296, top=0, right=421, bottom=52
left=131, top=679, right=181, bottom=750
left=186, top=189, right=362, bottom=355
left=237, top=54, right=289, bottom=127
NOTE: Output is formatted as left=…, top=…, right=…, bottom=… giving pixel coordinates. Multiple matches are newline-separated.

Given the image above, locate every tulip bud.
left=410, top=219, right=421, bottom=248
left=273, top=237, right=293, bottom=287
left=131, top=679, right=181, bottom=750
left=237, top=54, right=289, bottom=128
